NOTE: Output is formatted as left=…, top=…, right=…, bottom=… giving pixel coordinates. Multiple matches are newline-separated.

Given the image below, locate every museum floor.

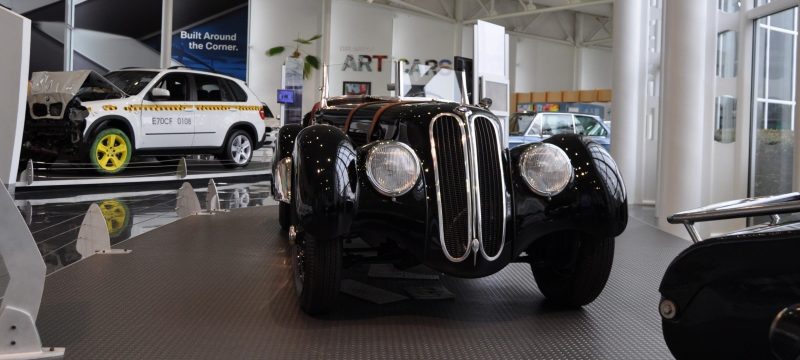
left=32, top=204, right=684, bottom=359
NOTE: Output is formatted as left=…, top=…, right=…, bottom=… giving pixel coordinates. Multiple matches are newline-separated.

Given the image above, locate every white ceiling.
left=369, top=0, right=613, bottom=48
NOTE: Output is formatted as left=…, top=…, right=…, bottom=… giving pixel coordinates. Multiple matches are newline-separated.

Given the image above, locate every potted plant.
left=267, top=34, right=321, bottom=80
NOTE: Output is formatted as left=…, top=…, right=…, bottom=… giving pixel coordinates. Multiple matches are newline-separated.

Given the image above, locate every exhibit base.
left=34, top=206, right=684, bottom=359
left=13, top=158, right=270, bottom=191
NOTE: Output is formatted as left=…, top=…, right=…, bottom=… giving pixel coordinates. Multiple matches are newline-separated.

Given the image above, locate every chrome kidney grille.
left=472, top=116, right=506, bottom=260
left=430, top=114, right=472, bottom=261
left=429, top=113, right=507, bottom=263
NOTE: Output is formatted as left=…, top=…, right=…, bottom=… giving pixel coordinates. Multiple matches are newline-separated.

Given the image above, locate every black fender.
left=84, top=115, right=136, bottom=152
left=293, top=124, right=358, bottom=240
left=273, top=124, right=303, bottom=164
left=659, top=230, right=800, bottom=360
left=271, top=124, right=303, bottom=196
left=510, top=134, right=627, bottom=255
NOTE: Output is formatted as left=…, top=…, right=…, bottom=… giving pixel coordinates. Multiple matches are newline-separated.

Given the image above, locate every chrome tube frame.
left=667, top=192, right=800, bottom=243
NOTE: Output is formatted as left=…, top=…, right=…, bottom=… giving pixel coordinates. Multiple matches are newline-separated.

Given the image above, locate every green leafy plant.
left=266, top=34, right=321, bottom=80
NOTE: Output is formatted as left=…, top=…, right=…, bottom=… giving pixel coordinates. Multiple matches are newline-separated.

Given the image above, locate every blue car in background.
left=508, top=111, right=611, bottom=150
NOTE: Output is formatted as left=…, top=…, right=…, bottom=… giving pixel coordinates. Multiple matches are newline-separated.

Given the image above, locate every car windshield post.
left=510, top=114, right=535, bottom=136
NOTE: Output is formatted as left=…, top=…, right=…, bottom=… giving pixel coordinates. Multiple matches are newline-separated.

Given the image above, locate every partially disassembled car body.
left=662, top=194, right=800, bottom=359
left=272, top=66, right=628, bottom=314
left=24, top=69, right=268, bottom=174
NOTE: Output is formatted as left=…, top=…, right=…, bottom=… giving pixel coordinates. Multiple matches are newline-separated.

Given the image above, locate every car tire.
left=278, top=202, right=291, bottom=231
left=90, top=128, right=132, bottom=174
left=292, top=228, right=341, bottom=315
left=223, top=130, right=253, bottom=168
left=529, top=231, right=614, bottom=307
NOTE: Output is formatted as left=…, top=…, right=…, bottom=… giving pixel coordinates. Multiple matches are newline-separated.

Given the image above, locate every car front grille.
left=473, top=116, right=505, bottom=259
left=430, top=113, right=506, bottom=263
left=431, top=114, right=471, bottom=261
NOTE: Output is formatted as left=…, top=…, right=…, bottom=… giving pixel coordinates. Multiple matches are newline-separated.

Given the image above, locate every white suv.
left=25, top=68, right=267, bottom=174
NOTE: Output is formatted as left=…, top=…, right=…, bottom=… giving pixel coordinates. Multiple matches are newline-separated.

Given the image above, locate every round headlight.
left=519, top=143, right=573, bottom=197
left=366, top=141, right=421, bottom=197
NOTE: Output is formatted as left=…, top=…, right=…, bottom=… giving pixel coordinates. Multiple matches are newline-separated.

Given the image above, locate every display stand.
left=0, top=181, right=64, bottom=359
left=207, top=179, right=221, bottom=212
left=75, top=203, right=131, bottom=257
left=0, top=8, right=31, bottom=191
left=176, top=182, right=202, bottom=218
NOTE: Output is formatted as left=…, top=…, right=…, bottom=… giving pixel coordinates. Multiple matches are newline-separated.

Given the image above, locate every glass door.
left=750, top=4, right=798, bottom=197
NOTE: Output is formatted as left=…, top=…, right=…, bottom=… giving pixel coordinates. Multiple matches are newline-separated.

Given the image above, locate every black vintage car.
left=661, top=194, right=800, bottom=359
left=272, top=70, right=627, bottom=314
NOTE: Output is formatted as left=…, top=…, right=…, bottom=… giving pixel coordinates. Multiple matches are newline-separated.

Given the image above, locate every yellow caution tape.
left=121, top=104, right=261, bottom=112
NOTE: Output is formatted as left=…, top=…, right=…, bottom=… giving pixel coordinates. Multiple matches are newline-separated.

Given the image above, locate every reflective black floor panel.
left=37, top=206, right=686, bottom=359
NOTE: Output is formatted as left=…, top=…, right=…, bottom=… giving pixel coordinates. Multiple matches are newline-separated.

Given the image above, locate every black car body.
left=661, top=194, right=800, bottom=359
left=273, top=95, right=628, bottom=314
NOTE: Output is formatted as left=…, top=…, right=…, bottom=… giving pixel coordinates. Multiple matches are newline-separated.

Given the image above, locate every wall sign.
left=171, top=6, right=249, bottom=80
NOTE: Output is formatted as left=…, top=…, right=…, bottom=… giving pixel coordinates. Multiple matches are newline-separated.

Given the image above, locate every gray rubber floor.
left=37, top=206, right=688, bottom=359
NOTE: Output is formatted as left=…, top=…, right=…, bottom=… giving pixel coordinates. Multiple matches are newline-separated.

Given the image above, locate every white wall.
left=514, top=36, right=576, bottom=92
left=392, top=10, right=455, bottom=71
left=246, top=0, right=612, bottom=114
left=578, top=47, right=612, bottom=89
left=329, top=0, right=393, bottom=96
left=0, top=8, right=30, bottom=186
left=248, top=0, right=323, bottom=116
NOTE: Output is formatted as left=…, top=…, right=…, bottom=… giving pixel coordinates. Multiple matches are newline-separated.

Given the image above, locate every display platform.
left=13, top=158, right=271, bottom=191
left=35, top=206, right=686, bottom=359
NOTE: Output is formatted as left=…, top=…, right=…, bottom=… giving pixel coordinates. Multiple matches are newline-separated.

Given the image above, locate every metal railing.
left=667, top=192, right=800, bottom=243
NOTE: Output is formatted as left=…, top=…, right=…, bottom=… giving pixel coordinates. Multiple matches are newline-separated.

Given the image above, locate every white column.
left=656, top=0, right=708, bottom=237
left=160, top=0, right=173, bottom=69
left=453, top=0, right=463, bottom=56
left=63, top=0, right=74, bottom=71
left=610, top=0, right=644, bottom=204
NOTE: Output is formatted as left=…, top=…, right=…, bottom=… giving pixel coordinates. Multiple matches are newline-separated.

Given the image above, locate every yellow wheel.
left=90, top=128, right=131, bottom=174
left=98, top=199, right=130, bottom=238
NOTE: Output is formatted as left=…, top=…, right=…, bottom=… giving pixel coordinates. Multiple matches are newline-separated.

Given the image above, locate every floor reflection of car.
left=508, top=111, right=611, bottom=150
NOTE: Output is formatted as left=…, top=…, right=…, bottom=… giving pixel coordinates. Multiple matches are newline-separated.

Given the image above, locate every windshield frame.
left=104, top=70, right=160, bottom=96
left=509, top=112, right=537, bottom=136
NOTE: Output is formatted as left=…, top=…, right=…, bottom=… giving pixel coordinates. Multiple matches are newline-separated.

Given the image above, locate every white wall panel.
left=578, top=47, right=612, bottom=89
left=514, top=36, right=575, bottom=92
left=328, top=0, right=393, bottom=96
left=392, top=11, right=454, bottom=66
left=0, top=8, right=30, bottom=187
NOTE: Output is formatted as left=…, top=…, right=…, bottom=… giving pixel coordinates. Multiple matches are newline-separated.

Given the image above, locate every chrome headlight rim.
left=365, top=140, right=421, bottom=197
left=519, top=143, right=574, bottom=197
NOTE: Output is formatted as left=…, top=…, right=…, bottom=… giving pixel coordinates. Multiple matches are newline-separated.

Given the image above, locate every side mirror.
left=150, top=88, right=170, bottom=101
left=479, top=97, right=492, bottom=109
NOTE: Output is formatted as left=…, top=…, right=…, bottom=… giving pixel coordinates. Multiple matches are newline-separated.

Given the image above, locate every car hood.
left=28, top=70, right=127, bottom=120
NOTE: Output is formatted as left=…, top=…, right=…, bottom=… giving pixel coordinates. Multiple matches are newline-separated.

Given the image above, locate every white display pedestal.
left=0, top=8, right=31, bottom=191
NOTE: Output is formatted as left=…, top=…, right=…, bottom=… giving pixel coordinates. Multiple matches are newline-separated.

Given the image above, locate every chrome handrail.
left=667, top=192, right=800, bottom=243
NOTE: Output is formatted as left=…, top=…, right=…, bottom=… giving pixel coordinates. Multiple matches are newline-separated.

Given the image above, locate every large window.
left=751, top=5, right=798, bottom=196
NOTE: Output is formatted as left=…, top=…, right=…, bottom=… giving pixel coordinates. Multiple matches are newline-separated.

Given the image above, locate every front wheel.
left=90, top=128, right=132, bottom=174
left=223, top=130, right=253, bottom=168
left=292, top=229, right=341, bottom=315
left=530, top=231, right=614, bottom=307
